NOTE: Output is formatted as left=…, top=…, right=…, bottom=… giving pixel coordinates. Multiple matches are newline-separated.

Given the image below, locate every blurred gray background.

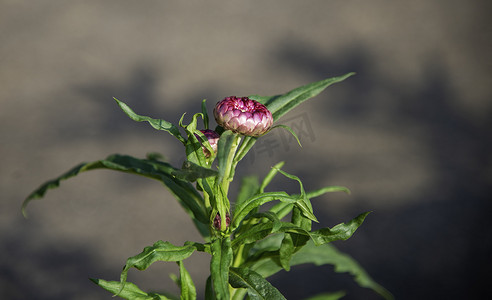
left=1, top=1, right=491, bottom=299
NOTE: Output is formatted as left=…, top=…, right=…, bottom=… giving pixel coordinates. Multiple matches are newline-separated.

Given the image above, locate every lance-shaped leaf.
left=119, top=241, right=197, bottom=294
left=22, top=154, right=209, bottom=237
left=210, top=237, right=233, bottom=300
left=202, top=99, right=210, bottom=129
left=172, top=160, right=218, bottom=182
left=232, top=222, right=276, bottom=249
left=259, top=161, right=285, bottom=193
left=232, top=192, right=296, bottom=229
left=309, top=212, right=371, bottom=245
left=235, top=175, right=260, bottom=209
left=114, top=98, right=185, bottom=144
left=292, top=242, right=393, bottom=300
left=275, top=168, right=318, bottom=223
left=229, top=267, right=286, bottom=300
left=177, top=261, right=196, bottom=300
left=236, top=73, right=354, bottom=164
left=250, top=73, right=355, bottom=122
left=90, top=278, right=173, bottom=300
left=249, top=241, right=392, bottom=300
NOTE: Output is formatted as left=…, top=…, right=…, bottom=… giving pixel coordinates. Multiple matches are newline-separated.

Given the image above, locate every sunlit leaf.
left=114, top=97, right=185, bottom=144
left=22, top=154, right=209, bottom=237
left=250, top=73, right=355, bottom=122
left=90, top=278, right=173, bottom=300
left=119, top=241, right=197, bottom=294
left=172, top=160, right=218, bottom=182
left=232, top=192, right=296, bottom=229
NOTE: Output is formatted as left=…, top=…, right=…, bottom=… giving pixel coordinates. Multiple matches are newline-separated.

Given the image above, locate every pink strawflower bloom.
left=214, top=96, right=273, bottom=137
left=195, top=129, right=220, bottom=158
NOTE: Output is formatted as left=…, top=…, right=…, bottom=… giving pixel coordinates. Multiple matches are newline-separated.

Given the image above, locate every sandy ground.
left=1, top=1, right=491, bottom=299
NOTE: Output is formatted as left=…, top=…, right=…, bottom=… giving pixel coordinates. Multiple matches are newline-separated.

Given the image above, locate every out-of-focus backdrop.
left=1, top=1, right=491, bottom=299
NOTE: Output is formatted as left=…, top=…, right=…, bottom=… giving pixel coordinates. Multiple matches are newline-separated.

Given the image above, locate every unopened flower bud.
left=195, top=129, right=220, bottom=158
left=213, top=212, right=231, bottom=230
left=213, top=96, right=273, bottom=137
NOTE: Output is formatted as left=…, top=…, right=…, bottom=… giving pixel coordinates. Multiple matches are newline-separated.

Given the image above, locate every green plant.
left=23, top=73, right=392, bottom=299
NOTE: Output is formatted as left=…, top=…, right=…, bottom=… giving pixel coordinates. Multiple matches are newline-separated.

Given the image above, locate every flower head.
left=195, top=129, right=220, bottom=158
left=214, top=96, right=273, bottom=137
left=213, top=212, right=231, bottom=231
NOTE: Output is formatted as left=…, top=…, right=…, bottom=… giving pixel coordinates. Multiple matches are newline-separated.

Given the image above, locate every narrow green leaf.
left=210, top=237, right=233, bottom=300
left=120, top=241, right=197, bottom=293
left=270, top=124, right=302, bottom=147
left=249, top=73, right=355, bottom=122
left=306, top=186, right=351, bottom=198
left=205, top=276, right=217, bottom=300
left=235, top=176, right=260, bottom=209
left=229, top=267, right=286, bottom=300
left=259, top=161, right=285, bottom=193
left=269, top=202, right=294, bottom=220
left=231, top=223, right=275, bottom=248
left=172, top=160, right=218, bottom=182
left=22, top=154, right=210, bottom=237
left=233, top=136, right=258, bottom=165
left=290, top=242, right=393, bottom=300
left=178, top=261, right=196, bottom=300
left=232, top=74, right=354, bottom=165
left=275, top=168, right=318, bottom=223
left=90, top=278, right=172, bottom=300
left=249, top=211, right=283, bottom=233
left=310, top=212, right=370, bottom=246
left=202, top=99, right=209, bottom=129
left=114, top=97, right=185, bottom=144
left=278, top=233, right=294, bottom=271
left=231, top=192, right=296, bottom=229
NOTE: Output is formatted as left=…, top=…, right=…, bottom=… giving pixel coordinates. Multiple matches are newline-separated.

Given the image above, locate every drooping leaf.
left=270, top=124, right=302, bottom=147
left=177, top=261, right=196, bottom=300
left=229, top=267, right=286, bottom=300
left=22, top=154, right=210, bottom=237
left=249, top=73, right=355, bottom=122
left=210, top=237, right=233, bottom=300
left=114, top=97, right=185, bottom=144
left=119, top=241, right=197, bottom=293
left=90, top=278, right=173, bottom=300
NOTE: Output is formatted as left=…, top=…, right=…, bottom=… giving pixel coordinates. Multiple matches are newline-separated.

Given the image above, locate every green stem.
left=220, top=134, right=241, bottom=197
